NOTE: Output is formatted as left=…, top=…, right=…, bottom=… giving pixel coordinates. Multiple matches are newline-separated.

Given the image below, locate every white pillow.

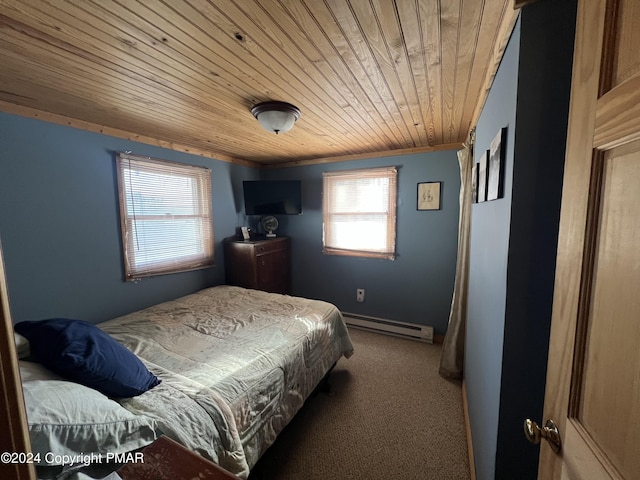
left=14, top=332, right=30, bottom=359
left=19, top=361, right=158, bottom=465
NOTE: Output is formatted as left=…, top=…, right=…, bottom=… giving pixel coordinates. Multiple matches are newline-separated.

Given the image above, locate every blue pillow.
left=14, top=318, right=160, bottom=398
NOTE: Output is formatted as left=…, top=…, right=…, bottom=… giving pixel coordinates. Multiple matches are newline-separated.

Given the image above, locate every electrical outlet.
left=356, top=288, right=365, bottom=302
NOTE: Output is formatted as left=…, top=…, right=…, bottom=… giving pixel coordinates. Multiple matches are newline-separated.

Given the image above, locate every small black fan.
left=260, top=215, right=279, bottom=237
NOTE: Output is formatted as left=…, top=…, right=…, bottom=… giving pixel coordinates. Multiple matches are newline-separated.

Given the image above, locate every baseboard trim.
left=462, top=380, right=476, bottom=480
left=434, top=333, right=445, bottom=344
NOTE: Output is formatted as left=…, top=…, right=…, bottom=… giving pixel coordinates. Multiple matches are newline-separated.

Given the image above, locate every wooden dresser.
left=224, top=236, right=290, bottom=294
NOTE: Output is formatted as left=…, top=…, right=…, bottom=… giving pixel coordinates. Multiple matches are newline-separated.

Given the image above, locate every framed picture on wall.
left=471, top=163, right=478, bottom=203
left=487, top=127, right=507, bottom=201
left=417, top=181, right=441, bottom=210
left=477, top=150, right=489, bottom=203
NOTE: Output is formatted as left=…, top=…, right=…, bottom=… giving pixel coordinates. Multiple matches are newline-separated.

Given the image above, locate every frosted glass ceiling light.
left=251, top=101, right=301, bottom=134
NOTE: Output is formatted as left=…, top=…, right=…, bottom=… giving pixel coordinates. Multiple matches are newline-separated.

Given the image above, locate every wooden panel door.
left=538, top=0, right=640, bottom=478
left=0, top=240, right=36, bottom=480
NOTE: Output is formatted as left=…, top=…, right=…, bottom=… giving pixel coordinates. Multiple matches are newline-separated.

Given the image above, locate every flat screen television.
left=243, top=180, right=302, bottom=215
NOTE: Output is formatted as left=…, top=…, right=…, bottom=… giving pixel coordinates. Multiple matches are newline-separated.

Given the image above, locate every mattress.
left=98, top=285, right=354, bottom=479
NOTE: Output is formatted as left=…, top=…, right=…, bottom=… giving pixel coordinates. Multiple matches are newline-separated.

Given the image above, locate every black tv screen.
left=243, top=180, right=302, bottom=215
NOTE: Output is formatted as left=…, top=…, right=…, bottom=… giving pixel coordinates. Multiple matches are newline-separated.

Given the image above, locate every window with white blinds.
left=116, top=153, right=214, bottom=280
left=322, top=166, right=397, bottom=260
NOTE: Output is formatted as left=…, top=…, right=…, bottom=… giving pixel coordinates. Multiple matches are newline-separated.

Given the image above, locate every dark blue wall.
left=465, top=0, right=576, bottom=478
left=261, top=151, right=461, bottom=335
left=495, top=1, right=575, bottom=477
left=0, top=112, right=256, bottom=323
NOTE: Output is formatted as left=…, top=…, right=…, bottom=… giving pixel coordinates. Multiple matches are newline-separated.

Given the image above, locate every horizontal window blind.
left=116, top=153, right=214, bottom=280
left=322, top=166, right=397, bottom=260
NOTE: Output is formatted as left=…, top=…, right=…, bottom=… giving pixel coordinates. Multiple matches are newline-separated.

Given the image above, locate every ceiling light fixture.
left=251, top=101, right=301, bottom=134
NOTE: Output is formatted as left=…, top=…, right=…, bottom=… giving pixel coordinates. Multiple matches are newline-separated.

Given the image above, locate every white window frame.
left=116, top=152, right=214, bottom=280
left=322, top=166, right=397, bottom=260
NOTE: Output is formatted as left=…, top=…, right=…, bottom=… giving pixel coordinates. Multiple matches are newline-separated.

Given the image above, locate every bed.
left=16, top=285, right=354, bottom=479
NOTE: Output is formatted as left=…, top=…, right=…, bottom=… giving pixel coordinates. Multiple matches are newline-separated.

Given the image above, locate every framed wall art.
left=471, top=163, right=478, bottom=203
left=477, top=150, right=489, bottom=203
left=487, top=126, right=507, bottom=201
left=417, top=181, right=441, bottom=210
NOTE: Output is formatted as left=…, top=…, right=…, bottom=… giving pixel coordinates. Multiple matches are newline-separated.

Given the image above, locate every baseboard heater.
left=342, top=312, right=434, bottom=344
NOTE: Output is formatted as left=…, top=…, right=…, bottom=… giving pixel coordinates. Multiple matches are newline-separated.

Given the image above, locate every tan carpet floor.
left=249, top=327, right=470, bottom=480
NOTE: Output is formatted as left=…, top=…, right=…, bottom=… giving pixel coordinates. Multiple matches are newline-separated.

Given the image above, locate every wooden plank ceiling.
left=0, top=0, right=518, bottom=166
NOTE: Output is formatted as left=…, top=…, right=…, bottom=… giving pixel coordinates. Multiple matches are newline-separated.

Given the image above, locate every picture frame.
left=487, top=127, right=507, bottom=201
left=477, top=150, right=489, bottom=203
left=471, top=163, right=478, bottom=203
left=417, top=181, right=441, bottom=210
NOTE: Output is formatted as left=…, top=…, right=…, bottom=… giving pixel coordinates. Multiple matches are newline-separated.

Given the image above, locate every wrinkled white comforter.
left=99, top=286, right=353, bottom=479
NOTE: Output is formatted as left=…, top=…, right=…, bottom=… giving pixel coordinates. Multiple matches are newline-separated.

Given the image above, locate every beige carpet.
left=249, top=327, right=470, bottom=480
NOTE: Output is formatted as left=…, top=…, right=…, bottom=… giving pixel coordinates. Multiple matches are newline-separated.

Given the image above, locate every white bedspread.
left=99, top=286, right=353, bottom=479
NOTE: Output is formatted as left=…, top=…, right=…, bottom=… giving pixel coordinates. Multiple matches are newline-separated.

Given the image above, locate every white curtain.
left=439, top=141, right=473, bottom=380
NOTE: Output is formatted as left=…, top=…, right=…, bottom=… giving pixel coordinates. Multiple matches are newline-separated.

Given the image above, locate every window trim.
left=116, top=152, right=215, bottom=281
left=322, top=166, right=397, bottom=260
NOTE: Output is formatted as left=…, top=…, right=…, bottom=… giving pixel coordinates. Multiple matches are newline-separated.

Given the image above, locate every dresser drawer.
left=253, top=237, right=288, bottom=255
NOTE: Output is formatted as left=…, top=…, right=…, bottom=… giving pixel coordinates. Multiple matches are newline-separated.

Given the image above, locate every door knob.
left=524, top=418, right=562, bottom=454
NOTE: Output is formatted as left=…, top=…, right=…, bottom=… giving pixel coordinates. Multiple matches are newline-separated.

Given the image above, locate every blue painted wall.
left=261, top=151, right=460, bottom=336
left=465, top=20, right=520, bottom=480
left=465, top=0, right=576, bottom=478
left=0, top=111, right=459, bottom=335
left=0, top=112, right=257, bottom=323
